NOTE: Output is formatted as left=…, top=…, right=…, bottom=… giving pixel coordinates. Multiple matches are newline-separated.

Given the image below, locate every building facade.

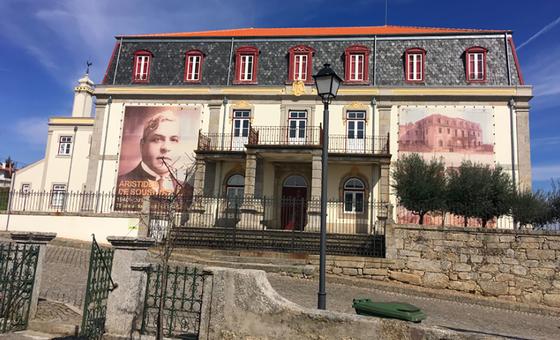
left=9, top=25, right=532, bottom=237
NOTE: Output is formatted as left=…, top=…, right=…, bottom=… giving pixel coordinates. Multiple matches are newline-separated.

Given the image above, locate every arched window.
left=226, top=174, right=245, bottom=198
left=343, top=178, right=365, bottom=212
left=132, top=50, right=153, bottom=83
left=284, top=175, right=307, bottom=188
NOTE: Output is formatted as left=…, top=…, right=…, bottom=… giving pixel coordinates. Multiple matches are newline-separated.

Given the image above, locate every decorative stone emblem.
left=232, top=100, right=252, bottom=109
left=348, top=102, right=367, bottom=109
left=292, top=80, right=306, bottom=96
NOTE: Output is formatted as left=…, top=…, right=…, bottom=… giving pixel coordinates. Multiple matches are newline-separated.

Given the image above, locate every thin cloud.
left=13, top=117, right=48, bottom=146
left=518, top=15, right=560, bottom=50
left=532, top=136, right=560, bottom=147
left=532, top=164, right=560, bottom=182
left=522, top=46, right=560, bottom=109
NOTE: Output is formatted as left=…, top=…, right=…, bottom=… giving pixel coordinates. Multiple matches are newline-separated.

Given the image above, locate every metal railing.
left=149, top=195, right=390, bottom=236
left=0, top=191, right=144, bottom=214
left=328, top=133, right=390, bottom=154
left=196, top=128, right=390, bottom=155
left=396, top=205, right=560, bottom=231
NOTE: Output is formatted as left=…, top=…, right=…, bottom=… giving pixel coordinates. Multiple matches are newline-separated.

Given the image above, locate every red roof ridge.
left=119, top=25, right=509, bottom=39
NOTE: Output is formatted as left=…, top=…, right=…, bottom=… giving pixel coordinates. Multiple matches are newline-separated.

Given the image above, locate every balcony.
left=197, top=127, right=390, bottom=155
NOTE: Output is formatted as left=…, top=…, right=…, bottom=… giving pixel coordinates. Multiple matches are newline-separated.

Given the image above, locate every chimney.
left=71, top=73, right=95, bottom=117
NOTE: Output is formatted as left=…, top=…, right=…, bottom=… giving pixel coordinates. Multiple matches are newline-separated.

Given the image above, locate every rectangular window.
left=349, top=54, right=364, bottom=81
left=293, top=54, right=308, bottom=81
left=468, top=52, right=485, bottom=80
left=134, top=55, right=150, bottom=81
left=58, top=136, right=73, bottom=155
left=288, top=111, right=307, bottom=142
left=344, top=192, right=364, bottom=213
left=240, top=55, right=254, bottom=81
left=186, top=55, right=201, bottom=81
left=50, top=184, right=67, bottom=208
left=407, top=53, right=423, bottom=81
left=346, top=111, right=365, bottom=152
left=232, top=110, right=250, bottom=150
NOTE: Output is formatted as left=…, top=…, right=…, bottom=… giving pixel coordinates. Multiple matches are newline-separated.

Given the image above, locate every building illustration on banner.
left=398, top=106, right=494, bottom=166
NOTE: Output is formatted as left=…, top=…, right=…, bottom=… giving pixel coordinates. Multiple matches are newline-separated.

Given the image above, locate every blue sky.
left=0, top=0, right=558, bottom=190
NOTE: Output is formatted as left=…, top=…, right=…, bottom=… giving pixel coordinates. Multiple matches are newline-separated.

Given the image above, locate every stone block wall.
left=385, top=224, right=560, bottom=308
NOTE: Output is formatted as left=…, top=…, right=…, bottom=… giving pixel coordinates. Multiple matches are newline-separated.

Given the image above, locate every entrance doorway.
left=281, top=175, right=307, bottom=230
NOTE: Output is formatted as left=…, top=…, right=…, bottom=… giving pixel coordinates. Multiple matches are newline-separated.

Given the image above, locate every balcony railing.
left=197, top=127, right=390, bottom=154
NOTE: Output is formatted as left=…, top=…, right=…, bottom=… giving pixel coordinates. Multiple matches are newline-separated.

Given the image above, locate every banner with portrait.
left=115, top=105, right=201, bottom=211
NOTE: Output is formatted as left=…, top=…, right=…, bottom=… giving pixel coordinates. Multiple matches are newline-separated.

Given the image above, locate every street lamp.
left=313, top=63, right=342, bottom=310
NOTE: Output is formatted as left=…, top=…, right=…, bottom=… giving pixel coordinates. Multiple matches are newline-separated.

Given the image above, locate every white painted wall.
left=13, top=160, right=44, bottom=191
left=0, top=213, right=138, bottom=244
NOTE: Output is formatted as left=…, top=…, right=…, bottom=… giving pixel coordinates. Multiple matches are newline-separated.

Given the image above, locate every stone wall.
left=384, top=224, right=560, bottom=308
left=202, top=267, right=483, bottom=340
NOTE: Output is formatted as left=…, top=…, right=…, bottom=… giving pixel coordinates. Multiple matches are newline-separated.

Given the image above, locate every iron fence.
left=396, top=206, right=560, bottom=231
left=149, top=196, right=390, bottom=235
left=148, top=196, right=389, bottom=257
left=0, top=242, right=39, bottom=333
left=0, top=190, right=145, bottom=214
left=141, top=264, right=206, bottom=339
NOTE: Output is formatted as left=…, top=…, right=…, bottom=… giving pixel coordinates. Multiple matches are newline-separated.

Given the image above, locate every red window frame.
left=132, top=50, right=153, bottom=83
left=344, top=45, right=370, bottom=84
left=234, top=46, right=259, bottom=84
left=465, top=46, right=488, bottom=83
left=404, top=48, right=426, bottom=83
left=288, top=45, right=314, bottom=84
left=184, top=49, right=204, bottom=83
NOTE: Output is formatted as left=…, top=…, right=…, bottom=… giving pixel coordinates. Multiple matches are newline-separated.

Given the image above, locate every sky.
left=0, top=0, right=558, bottom=191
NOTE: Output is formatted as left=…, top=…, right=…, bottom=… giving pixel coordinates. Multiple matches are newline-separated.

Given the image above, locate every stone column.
left=377, top=104, right=392, bottom=142
left=85, top=98, right=110, bottom=192
left=10, top=231, right=57, bottom=319
left=104, top=237, right=155, bottom=338
left=515, top=102, right=532, bottom=191
left=239, top=152, right=261, bottom=229
left=378, top=162, right=391, bottom=209
left=307, top=150, right=322, bottom=232
left=193, top=157, right=207, bottom=197
left=187, top=157, right=207, bottom=228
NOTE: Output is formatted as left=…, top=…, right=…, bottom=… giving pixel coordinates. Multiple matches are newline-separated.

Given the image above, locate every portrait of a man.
left=115, top=105, right=201, bottom=210
left=118, top=111, right=181, bottom=194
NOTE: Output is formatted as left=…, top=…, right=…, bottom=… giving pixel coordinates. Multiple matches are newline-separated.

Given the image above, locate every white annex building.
left=1, top=26, right=532, bottom=242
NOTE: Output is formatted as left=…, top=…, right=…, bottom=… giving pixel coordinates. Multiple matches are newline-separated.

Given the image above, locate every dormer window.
left=234, top=46, right=259, bottom=84
left=132, top=50, right=152, bottom=83
left=288, top=45, right=314, bottom=83
left=405, top=48, right=426, bottom=82
left=184, top=50, right=204, bottom=83
left=344, top=45, right=370, bottom=84
left=465, top=46, right=487, bottom=82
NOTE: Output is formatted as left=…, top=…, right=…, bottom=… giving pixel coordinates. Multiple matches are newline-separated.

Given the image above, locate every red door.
left=281, top=186, right=307, bottom=230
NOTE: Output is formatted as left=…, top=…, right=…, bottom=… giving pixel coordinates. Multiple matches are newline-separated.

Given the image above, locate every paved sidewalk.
left=40, top=245, right=90, bottom=308
left=267, top=273, right=560, bottom=340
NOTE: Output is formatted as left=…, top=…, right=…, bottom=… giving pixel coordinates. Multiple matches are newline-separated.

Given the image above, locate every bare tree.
left=151, top=155, right=197, bottom=340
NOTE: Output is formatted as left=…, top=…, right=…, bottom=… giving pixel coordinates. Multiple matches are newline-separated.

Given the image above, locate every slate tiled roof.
left=120, top=25, right=509, bottom=39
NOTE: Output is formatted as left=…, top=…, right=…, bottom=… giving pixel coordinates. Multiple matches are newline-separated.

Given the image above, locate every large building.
left=6, top=25, right=532, bottom=239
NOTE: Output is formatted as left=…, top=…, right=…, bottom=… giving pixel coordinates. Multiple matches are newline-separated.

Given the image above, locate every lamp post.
left=313, top=63, right=342, bottom=310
